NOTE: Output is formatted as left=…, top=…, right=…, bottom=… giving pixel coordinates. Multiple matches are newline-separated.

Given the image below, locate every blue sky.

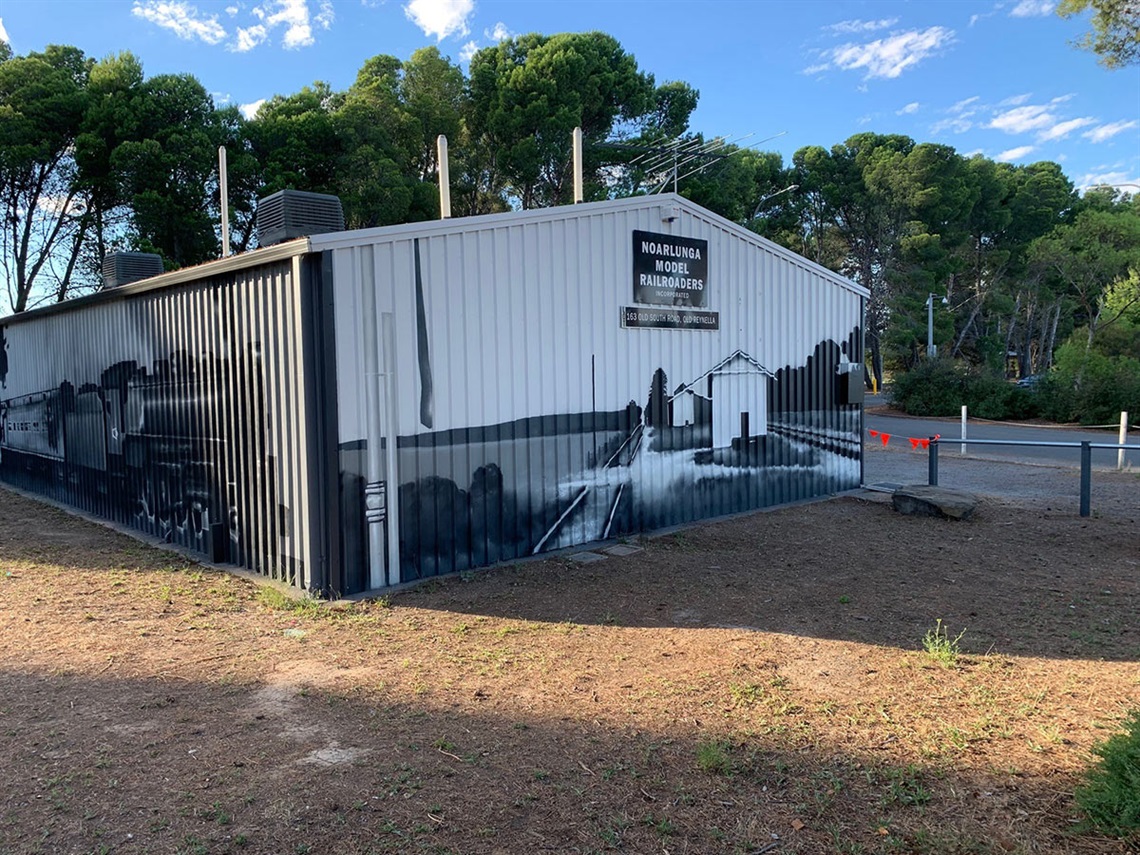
left=2, top=0, right=1138, bottom=192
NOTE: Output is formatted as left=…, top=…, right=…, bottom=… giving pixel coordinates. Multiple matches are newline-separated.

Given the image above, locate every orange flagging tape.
left=868, top=429, right=940, bottom=449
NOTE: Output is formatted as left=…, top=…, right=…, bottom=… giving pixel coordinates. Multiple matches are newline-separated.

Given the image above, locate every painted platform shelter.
left=0, top=194, right=867, bottom=597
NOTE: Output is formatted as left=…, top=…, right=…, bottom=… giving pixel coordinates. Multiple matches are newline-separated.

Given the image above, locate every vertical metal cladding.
left=323, top=195, right=867, bottom=592
left=0, top=257, right=319, bottom=590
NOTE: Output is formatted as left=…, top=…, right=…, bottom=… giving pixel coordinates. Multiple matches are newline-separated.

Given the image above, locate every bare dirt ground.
left=1, top=462, right=1138, bottom=855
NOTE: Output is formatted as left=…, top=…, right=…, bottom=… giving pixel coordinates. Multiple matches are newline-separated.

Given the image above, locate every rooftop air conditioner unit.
left=256, top=189, right=345, bottom=247
left=101, top=252, right=165, bottom=289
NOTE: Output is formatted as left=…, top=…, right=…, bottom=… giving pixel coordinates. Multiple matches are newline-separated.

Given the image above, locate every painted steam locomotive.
left=0, top=350, right=277, bottom=569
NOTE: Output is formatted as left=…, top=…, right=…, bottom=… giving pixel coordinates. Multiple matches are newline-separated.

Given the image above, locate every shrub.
left=1036, top=339, right=1140, bottom=425
left=1075, top=709, right=1140, bottom=837
left=890, top=359, right=1039, bottom=420
left=889, top=360, right=967, bottom=417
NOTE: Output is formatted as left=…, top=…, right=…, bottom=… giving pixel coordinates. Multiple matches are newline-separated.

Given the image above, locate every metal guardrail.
left=926, top=437, right=1140, bottom=517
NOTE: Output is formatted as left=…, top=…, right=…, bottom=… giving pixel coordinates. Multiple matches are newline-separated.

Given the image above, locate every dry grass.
left=0, top=487, right=1137, bottom=854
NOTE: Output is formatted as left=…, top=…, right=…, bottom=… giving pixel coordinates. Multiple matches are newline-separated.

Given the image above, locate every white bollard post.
left=1119, top=411, right=1129, bottom=470
left=961, top=405, right=967, bottom=455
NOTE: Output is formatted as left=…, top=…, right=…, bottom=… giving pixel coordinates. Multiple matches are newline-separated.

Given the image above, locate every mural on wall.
left=388, top=232, right=863, bottom=581
left=0, top=297, right=292, bottom=582
left=393, top=334, right=862, bottom=580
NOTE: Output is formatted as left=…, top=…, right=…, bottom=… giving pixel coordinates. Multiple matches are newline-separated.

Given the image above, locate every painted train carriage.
left=0, top=194, right=866, bottom=597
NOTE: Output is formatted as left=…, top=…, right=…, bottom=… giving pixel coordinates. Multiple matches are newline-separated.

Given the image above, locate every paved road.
left=863, top=400, right=1137, bottom=469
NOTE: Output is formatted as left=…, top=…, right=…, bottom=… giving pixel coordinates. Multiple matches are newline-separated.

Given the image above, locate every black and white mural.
left=2, top=197, right=865, bottom=598
left=391, top=334, right=862, bottom=579
left=0, top=286, right=298, bottom=583
left=330, top=213, right=866, bottom=588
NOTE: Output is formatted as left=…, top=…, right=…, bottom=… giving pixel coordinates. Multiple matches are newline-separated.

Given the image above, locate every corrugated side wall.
left=327, top=198, right=865, bottom=591
left=0, top=261, right=320, bottom=590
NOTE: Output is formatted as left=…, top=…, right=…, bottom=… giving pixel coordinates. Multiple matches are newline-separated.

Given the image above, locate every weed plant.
left=1075, top=709, right=1140, bottom=837
left=695, top=740, right=733, bottom=776
left=922, top=619, right=965, bottom=667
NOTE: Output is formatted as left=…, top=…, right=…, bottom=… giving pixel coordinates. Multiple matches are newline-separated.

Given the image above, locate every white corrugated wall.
left=323, top=195, right=866, bottom=589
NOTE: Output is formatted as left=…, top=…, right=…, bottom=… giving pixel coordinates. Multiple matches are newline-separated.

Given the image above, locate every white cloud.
left=459, top=40, right=478, bottom=62
left=931, top=116, right=973, bottom=134
left=1010, top=1, right=1056, bottom=17
left=240, top=98, right=266, bottom=119
left=487, top=21, right=512, bottom=41
left=132, top=1, right=227, bottom=44
left=234, top=23, right=267, bottom=51
left=931, top=96, right=980, bottom=134
left=989, top=98, right=1094, bottom=141
left=808, top=26, right=955, bottom=80
left=1083, top=119, right=1139, bottom=143
left=315, top=0, right=334, bottom=30
left=228, top=1, right=330, bottom=51
left=264, top=0, right=316, bottom=48
left=404, top=0, right=474, bottom=41
left=225, top=5, right=238, bottom=15
left=999, top=93, right=1032, bottom=106
left=0, top=17, right=9, bottom=44
left=996, top=145, right=1036, bottom=162
left=988, top=103, right=1057, bottom=134
left=897, top=102, right=920, bottom=115
left=37, top=195, right=86, bottom=216
left=1076, top=169, right=1140, bottom=191
left=1037, top=116, right=1096, bottom=141
left=825, top=18, right=898, bottom=35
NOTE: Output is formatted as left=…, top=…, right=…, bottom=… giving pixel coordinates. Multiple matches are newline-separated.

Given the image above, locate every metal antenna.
left=590, top=130, right=788, bottom=195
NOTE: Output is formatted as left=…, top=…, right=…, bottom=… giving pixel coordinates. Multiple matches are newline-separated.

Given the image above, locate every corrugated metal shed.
left=0, top=194, right=866, bottom=597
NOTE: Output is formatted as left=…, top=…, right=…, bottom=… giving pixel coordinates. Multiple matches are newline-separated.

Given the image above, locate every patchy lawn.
left=0, top=487, right=1137, bottom=854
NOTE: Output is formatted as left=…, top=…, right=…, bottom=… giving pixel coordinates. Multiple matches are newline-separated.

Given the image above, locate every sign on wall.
left=632, top=230, right=708, bottom=308
left=621, top=306, right=720, bottom=330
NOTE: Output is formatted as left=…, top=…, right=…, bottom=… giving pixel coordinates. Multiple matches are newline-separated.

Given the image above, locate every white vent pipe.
left=572, top=126, right=584, bottom=203
left=437, top=135, right=451, bottom=219
left=218, top=146, right=230, bottom=257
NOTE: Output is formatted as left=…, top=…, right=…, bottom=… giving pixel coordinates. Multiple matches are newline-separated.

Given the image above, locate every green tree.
left=468, top=32, right=661, bottom=208
left=801, top=133, right=917, bottom=387
left=1058, top=0, right=1140, bottom=68
left=113, top=73, right=222, bottom=267
left=247, top=82, right=344, bottom=198
left=0, top=45, right=92, bottom=311
left=1029, top=207, right=1140, bottom=353
left=73, top=51, right=148, bottom=279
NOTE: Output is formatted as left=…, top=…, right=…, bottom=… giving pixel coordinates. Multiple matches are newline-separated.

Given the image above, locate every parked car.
left=1015, top=375, right=1042, bottom=389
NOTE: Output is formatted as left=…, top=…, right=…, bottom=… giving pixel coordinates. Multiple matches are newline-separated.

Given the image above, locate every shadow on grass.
left=399, top=499, right=1140, bottom=663
left=0, top=667, right=1126, bottom=855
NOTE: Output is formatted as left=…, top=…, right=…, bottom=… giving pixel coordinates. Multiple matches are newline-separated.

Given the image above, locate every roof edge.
left=310, top=194, right=869, bottom=299
left=1, top=238, right=311, bottom=326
